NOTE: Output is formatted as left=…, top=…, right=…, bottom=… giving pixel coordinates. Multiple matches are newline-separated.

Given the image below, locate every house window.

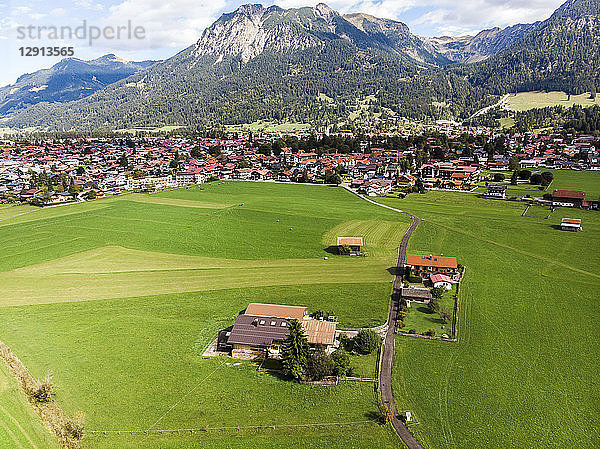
left=259, top=320, right=266, bottom=325
left=270, top=321, right=276, bottom=326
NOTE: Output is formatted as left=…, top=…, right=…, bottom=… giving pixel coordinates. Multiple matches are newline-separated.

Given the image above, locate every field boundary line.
left=0, top=417, right=27, bottom=449
left=88, top=420, right=377, bottom=435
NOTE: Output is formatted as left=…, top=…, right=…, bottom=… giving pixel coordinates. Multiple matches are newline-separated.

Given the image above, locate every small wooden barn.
left=337, top=237, right=364, bottom=255
left=560, top=218, right=582, bottom=232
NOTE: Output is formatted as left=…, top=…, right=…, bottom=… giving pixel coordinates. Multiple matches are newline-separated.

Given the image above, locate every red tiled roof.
left=430, top=274, right=453, bottom=284
left=561, top=218, right=581, bottom=224
left=552, top=189, right=584, bottom=199
left=406, top=254, right=457, bottom=269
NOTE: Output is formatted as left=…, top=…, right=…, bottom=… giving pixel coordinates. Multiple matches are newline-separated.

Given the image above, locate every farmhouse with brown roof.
left=226, top=303, right=337, bottom=360
left=552, top=190, right=585, bottom=208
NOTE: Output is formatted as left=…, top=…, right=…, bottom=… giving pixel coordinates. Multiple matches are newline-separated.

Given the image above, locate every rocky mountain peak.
left=314, top=3, right=336, bottom=19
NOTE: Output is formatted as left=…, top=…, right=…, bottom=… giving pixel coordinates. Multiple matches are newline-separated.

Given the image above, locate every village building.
left=552, top=189, right=585, bottom=208
left=400, top=288, right=432, bottom=305
left=337, top=236, right=364, bottom=255
left=175, top=171, right=205, bottom=186
left=226, top=303, right=337, bottom=360
left=406, top=254, right=458, bottom=278
left=560, top=218, right=582, bottom=232
left=430, top=274, right=454, bottom=289
left=485, top=184, right=507, bottom=198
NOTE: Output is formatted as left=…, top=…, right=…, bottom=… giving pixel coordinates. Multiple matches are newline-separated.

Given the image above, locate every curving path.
left=341, top=186, right=423, bottom=448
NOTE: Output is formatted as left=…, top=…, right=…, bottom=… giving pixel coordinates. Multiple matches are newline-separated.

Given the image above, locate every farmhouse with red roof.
left=406, top=254, right=458, bottom=277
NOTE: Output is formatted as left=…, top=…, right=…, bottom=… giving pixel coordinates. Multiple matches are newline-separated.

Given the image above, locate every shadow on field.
left=550, top=224, right=563, bottom=230
left=324, top=246, right=340, bottom=255
left=386, top=266, right=402, bottom=276
left=364, top=410, right=384, bottom=424
left=264, top=371, right=289, bottom=381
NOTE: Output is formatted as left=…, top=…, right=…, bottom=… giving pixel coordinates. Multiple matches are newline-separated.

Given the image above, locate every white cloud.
left=404, top=0, right=565, bottom=35
left=50, top=8, right=67, bottom=17
left=272, top=0, right=565, bottom=35
left=104, top=0, right=228, bottom=49
left=11, top=6, right=32, bottom=15
left=74, top=0, right=105, bottom=11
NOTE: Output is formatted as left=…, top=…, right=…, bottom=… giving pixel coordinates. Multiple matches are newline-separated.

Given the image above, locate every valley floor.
left=0, top=181, right=598, bottom=448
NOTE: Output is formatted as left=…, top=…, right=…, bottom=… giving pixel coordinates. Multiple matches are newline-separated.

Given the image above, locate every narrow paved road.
left=380, top=211, right=422, bottom=449
left=341, top=186, right=423, bottom=448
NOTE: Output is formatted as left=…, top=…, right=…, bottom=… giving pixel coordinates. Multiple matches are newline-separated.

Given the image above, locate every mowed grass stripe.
left=322, top=219, right=409, bottom=257
left=0, top=364, right=59, bottom=449
left=0, top=404, right=39, bottom=449
left=117, top=193, right=234, bottom=209
left=0, top=202, right=109, bottom=228
left=0, top=262, right=391, bottom=307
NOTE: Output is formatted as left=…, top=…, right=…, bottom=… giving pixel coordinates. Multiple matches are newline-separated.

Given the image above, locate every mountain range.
left=2, top=0, right=598, bottom=131
left=0, top=55, right=157, bottom=117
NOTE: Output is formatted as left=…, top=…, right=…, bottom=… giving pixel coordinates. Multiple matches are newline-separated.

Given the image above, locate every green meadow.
left=1, top=179, right=599, bottom=449
left=378, top=190, right=600, bottom=449
left=224, top=121, right=311, bottom=133
left=506, top=91, right=600, bottom=111
left=0, top=182, right=408, bottom=448
left=546, top=169, right=600, bottom=199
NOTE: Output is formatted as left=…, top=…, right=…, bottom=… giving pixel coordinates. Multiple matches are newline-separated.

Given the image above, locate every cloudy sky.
left=0, top=0, right=565, bottom=87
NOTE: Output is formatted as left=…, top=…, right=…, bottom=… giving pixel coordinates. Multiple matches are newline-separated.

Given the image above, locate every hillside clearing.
left=506, top=91, right=599, bottom=111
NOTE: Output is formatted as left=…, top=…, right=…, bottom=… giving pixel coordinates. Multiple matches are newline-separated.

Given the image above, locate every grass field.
left=545, top=169, right=600, bottom=199
left=0, top=182, right=409, bottom=448
left=506, top=91, right=600, bottom=111
left=402, top=285, right=456, bottom=337
left=378, top=190, right=600, bottom=449
left=2, top=179, right=599, bottom=449
left=224, top=121, right=311, bottom=133
left=478, top=169, right=600, bottom=199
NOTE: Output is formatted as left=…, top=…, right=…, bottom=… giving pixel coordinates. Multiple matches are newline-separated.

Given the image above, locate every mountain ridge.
left=1, top=0, right=596, bottom=130
left=0, top=54, right=157, bottom=116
